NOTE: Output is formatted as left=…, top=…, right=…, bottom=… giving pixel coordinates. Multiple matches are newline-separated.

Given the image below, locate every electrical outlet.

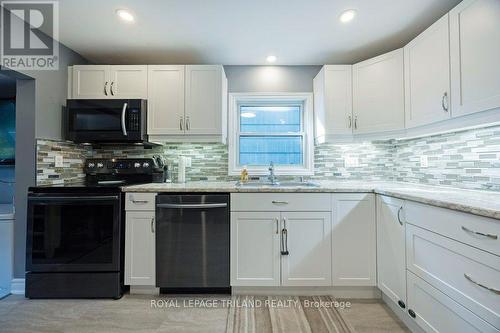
left=345, top=156, right=359, bottom=168
left=420, top=155, right=429, bottom=168
left=54, top=155, right=64, bottom=168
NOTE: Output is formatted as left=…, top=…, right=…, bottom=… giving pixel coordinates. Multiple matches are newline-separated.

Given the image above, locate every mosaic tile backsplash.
left=36, top=125, right=500, bottom=191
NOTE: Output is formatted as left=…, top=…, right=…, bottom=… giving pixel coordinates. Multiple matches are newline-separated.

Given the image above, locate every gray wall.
left=223, top=66, right=321, bottom=93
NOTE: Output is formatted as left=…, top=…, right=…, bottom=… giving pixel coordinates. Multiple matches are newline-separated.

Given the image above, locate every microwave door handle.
left=121, top=102, right=128, bottom=136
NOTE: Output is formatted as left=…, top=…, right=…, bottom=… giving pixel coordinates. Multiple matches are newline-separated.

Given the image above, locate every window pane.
left=239, top=136, right=303, bottom=165
left=240, top=106, right=301, bottom=133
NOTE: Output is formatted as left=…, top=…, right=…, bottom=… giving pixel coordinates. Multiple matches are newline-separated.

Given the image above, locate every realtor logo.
left=1, top=1, right=59, bottom=70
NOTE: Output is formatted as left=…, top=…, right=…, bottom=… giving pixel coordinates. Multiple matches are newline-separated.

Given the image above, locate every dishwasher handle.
left=157, top=203, right=227, bottom=209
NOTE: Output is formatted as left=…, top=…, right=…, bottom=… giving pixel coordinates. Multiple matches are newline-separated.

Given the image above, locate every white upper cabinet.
left=332, top=193, right=376, bottom=286
left=147, top=65, right=185, bottom=135
left=281, top=211, right=332, bottom=286
left=71, top=65, right=147, bottom=99
left=376, top=195, right=407, bottom=310
left=404, top=15, right=451, bottom=128
left=313, top=65, right=353, bottom=142
left=71, top=65, right=109, bottom=99
left=449, top=0, right=500, bottom=117
left=109, top=65, right=148, bottom=99
left=185, top=65, right=227, bottom=136
left=352, top=49, right=405, bottom=134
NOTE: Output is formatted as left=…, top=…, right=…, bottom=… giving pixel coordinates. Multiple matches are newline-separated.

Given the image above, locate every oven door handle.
left=157, top=203, right=227, bottom=209
left=121, top=102, right=128, bottom=136
left=29, top=195, right=119, bottom=201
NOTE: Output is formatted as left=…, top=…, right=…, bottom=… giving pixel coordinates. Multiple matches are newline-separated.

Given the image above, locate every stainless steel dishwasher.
left=156, top=194, right=230, bottom=292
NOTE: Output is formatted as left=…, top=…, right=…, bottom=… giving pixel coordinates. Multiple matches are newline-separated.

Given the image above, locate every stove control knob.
left=143, top=162, right=150, bottom=168
left=134, top=162, right=142, bottom=168
left=97, top=162, right=104, bottom=168
left=88, top=162, right=95, bottom=168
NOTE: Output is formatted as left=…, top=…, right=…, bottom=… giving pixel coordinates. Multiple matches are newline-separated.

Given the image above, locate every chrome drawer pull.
left=461, top=226, right=498, bottom=240
left=131, top=200, right=149, bottom=204
left=272, top=201, right=289, bottom=205
left=464, top=273, right=500, bottom=295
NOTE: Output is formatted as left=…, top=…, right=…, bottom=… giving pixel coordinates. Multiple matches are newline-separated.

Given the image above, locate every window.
left=229, top=93, right=314, bottom=176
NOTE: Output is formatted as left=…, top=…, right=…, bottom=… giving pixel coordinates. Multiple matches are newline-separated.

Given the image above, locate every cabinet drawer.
left=407, top=224, right=500, bottom=328
left=230, top=193, right=331, bottom=212
left=407, top=271, right=498, bottom=333
left=405, top=201, right=500, bottom=256
left=125, top=193, right=157, bottom=211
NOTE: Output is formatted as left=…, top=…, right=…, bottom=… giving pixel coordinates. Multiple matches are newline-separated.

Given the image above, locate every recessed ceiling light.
left=116, top=9, right=135, bottom=22
left=339, top=9, right=357, bottom=23
left=241, top=112, right=256, bottom=118
left=266, top=55, right=277, bottom=63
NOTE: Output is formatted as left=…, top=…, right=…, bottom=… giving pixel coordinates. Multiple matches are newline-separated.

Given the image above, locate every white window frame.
left=228, top=92, right=314, bottom=176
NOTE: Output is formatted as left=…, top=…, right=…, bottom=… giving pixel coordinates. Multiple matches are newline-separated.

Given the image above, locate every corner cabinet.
left=352, top=49, right=405, bottom=134
left=332, top=193, right=376, bottom=286
left=147, top=65, right=228, bottom=143
left=449, top=0, right=500, bottom=117
left=376, top=195, right=406, bottom=311
left=313, top=65, right=353, bottom=142
left=404, top=14, right=451, bottom=128
left=124, top=193, right=156, bottom=287
left=69, top=65, right=147, bottom=99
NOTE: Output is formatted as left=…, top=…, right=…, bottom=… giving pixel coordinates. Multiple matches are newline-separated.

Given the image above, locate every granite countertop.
left=0, top=204, right=14, bottom=220
left=122, top=181, right=500, bottom=220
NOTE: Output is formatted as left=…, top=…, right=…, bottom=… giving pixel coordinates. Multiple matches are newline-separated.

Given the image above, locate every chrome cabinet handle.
left=281, top=217, right=289, bottom=255
left=464, top=273, right=500, bottom=295
left=442, top=92, right=449, bottom=112
left=348, top=115, right=352, bottom=129
left=104, top=82, right=108, bottom=96
left=275, top=218, right=279, bottom=234
left=397, top=206, right=403, bottom=226
left=110, top=81, right=115, bottom=95
left=180, top=116, right=184, bottom=131
left=461, top=226, right=497, bottom=240
left=131, top=200, right=149, bottom=204
left=151, top=218, right=155, bottom=233
left=121, top=102, right=128, bottom=136
left=354, top=116, right=358, bottom=130
left=185, top=116, right=190, bottom=131
left=272, top=201, right=289, bottom=205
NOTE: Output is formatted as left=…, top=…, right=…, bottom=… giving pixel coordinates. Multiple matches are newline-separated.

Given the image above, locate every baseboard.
left=232, top=286, right=381, bottom=299
left=382, top=294, right=424, bottom=333
left=11, top=278, right=25, bottom=295
left=129, top=286, right=160, bottom=295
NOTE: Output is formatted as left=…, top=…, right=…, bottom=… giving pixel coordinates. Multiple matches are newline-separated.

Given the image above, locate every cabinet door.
left=72, top=65, right=110, bottom=99
left=147, top=65, right=185, bottom=135
left=185, top=65, right=224, bottom=135
left=109, top=65, right=147, bottom=99
left=407, top=271, right=498, bottom=333
left=405, top=15, right=451, bottom=128
left=353, top=49, right=405, bottom=133
left=450, top=0, right=500, bottom=117
left=376, top=195, right=406, bottom=309
left=281, top=211, right=332, bottom=286
left=332, top=193, right=376, bottom=286
left=313, top=65, right=353, bottom=142
left=125, top=211, right=155, bottom=286
left=231, top=212, right=281, bottom=286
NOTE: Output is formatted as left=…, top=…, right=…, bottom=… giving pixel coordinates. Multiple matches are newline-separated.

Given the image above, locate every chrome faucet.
left=268, top=161, right=279, bottom=185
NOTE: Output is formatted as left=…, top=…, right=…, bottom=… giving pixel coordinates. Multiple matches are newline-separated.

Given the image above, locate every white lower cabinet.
left=230, top=212, right=281, bottom=286
left=407, top=271, right=498, bottom=333
left=377, top=195, right=407, bottom=310
left=281, top=212, right=332, bottom=286
left=332, top=193, right=376, bottom=286
left=125, top=193, right=157, bottom=287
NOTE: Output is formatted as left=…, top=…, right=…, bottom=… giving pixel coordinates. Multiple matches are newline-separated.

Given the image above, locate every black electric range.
left=26, top=158, right=165, bottom=299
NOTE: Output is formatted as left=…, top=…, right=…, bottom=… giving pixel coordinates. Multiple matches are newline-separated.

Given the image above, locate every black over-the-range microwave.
left=65, top=99, right=148, bottom=144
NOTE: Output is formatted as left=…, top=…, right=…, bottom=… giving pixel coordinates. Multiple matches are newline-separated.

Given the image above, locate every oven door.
left=66, top=99, right=145, bottom=143
left=26, top=193, right=122, bottom=272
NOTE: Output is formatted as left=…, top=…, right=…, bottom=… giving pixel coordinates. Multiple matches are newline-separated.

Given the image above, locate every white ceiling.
left=57, top=0, right=461, bottom=65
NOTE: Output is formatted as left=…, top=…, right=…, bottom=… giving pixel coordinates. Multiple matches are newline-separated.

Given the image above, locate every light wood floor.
left=0, top=294, right=409, bottom=333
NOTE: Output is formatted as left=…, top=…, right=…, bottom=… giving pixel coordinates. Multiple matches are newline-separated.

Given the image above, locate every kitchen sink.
left=235, top=181, right=320, bottom=188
